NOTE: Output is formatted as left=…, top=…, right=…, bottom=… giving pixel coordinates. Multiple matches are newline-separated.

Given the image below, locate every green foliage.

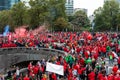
left=0, top=0, right=67, bottom=32
left=48, top=0, right=67, bottom=31
left=0, top=10, right=13, bottom=32
left=69, top=10, right=90, bottom=31
left=68, top=15, right=75, bottom=22
left=94, top=0, right=120, bottom=31
left=11, top=2, right=28, bottom=27
left=29, top=0, right=50, bottom=29
left=54, top=17, right=68, bottom=31
left=48, top=0, right=66, bottom=20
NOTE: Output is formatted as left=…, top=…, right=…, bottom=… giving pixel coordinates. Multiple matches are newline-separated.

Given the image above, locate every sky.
left=74, top=0, right=104, bottom=16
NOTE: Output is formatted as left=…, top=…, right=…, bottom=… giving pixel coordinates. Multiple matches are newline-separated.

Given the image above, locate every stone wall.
left=0, top=47, right=67, bottom=73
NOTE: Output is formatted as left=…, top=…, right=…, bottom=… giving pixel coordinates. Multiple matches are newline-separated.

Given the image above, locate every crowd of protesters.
left=1, top=31, right=120, bottom=80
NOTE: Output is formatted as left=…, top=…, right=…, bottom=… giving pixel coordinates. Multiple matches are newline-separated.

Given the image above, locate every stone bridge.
left=0, top=47, right=67, bottom=73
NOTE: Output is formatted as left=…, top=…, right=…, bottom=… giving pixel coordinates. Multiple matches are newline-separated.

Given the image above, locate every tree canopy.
left=0, top=0, right=93, bottom=32
left=68, top=10, right=90, bottom=31
left=0, top=0, right=68, bottom=31
left=94, top=0, right=120, bottom=31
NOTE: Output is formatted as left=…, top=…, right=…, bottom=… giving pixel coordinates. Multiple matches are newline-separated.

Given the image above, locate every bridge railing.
left=0, top=47, right=68, bottom=74
left=0, top=47, right=68, bottom=55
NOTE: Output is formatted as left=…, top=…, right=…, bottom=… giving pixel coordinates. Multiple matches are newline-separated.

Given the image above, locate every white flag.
left=112, top=51, right=118, bottom=59
left=46, top=62, right=64, bottom=75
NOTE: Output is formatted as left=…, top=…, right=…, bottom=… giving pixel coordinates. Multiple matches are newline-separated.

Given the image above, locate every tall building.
left=65, top=0, right=74, bottom=15
left=0, top=0, right=20, bottom=11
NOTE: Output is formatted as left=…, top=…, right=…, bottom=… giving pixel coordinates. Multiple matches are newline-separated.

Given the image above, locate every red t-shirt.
left=78, top=67, right=86, bottom=75
left=33, top=66, right=39, bottom=74
left=76, top=47, right=81, bottom=53
left=102, top=76, right=108, bottom=80
left=107, top=75, right=114, bottom=80
left=41, top=78, right=47, bottom=80
left=79, top=58, right=85, bottom=65
left=56, top=61, right=60, bottom=65
left=112, top=66, right=118, bottom=73
left=23, top=77, right=30, bottom=80
left=88, top=71, right=95, bottom=80
left=102, top=46, right=106, bottom=53
left=117, top=57, right=120, bottom=64
left=68, top=75, right=73, bottom=80
left=28, top=63, right=32, bottom=71
left=114, top=76, right=120, bottom=80
left=51, top=74, right=57, bottom=80
left=84, top=51, right=89, bottom=59
left=97, top=73, right=103, bottom=80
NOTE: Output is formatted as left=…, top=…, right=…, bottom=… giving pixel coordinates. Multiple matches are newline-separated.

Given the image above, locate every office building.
left=65, top=0, right=74, bottom=15
left=0, top=0, right=20, bottom=11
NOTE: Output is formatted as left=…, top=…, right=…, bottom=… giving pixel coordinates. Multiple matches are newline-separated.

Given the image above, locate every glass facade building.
left=0, top=0, right=20, bottom=10
left=65, top=0, right=74, bottom=15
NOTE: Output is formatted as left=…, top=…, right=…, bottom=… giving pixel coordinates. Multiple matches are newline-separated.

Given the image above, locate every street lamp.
left=92, top=21, right=95, bottom=32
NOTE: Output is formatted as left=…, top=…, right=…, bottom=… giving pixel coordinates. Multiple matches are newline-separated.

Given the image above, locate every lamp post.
left=92, top=22, right=95, bottom=33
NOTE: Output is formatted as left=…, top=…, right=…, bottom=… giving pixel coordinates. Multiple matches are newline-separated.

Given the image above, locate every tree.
left=54, top=17, right=68, bottom=31
left=11, top=2, right=28, bottom=27
left=29, top=0, right=50, bottom=29
left=94, top=0, right=120, bottom=31
left=116, top=13, right=120, bottom=31
left=48, top=0, right=67, bottom=20
left=48, top=0, right=67, bottom=31
left=71, top=10, right=90, bottom=29
left=0, top=10, right=14, bottom=32
left=0, top=0, right=68, bottom=32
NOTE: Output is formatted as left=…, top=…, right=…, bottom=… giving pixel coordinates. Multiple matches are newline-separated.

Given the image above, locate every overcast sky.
left=74, top=0, right=104, bottom=16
